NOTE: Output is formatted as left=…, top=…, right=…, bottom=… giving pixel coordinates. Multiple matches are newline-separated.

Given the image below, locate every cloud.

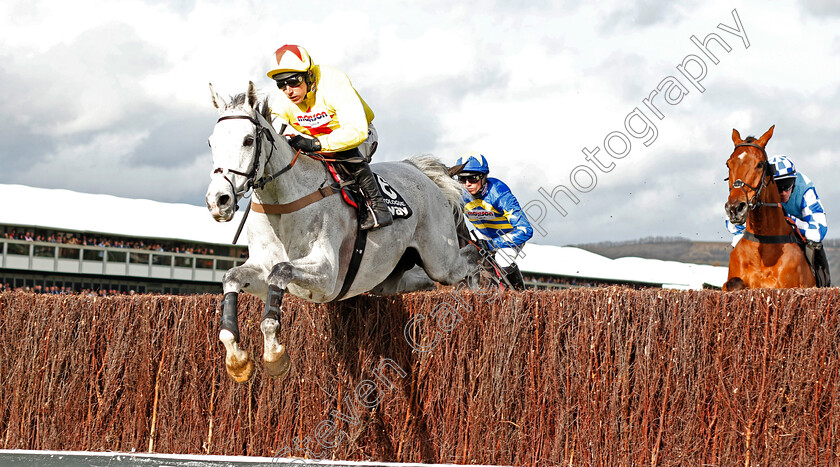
left=599, top=0, right=699, bottom=31
left=130, top=110, right=210, bottom=169
left=801, top=0, right=840, bottom=17
left=1, top=0, right=839, bottom=246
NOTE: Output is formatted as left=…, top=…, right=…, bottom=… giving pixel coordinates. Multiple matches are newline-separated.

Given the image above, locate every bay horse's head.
left=724, top=125, right=776, bottom=225
left=206, top=81, right=275, bottom=222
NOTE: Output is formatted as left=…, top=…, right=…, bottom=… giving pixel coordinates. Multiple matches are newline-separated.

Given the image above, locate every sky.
left=2, top=0, right=839, bottom=246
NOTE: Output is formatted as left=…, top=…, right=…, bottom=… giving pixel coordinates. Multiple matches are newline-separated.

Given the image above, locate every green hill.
left=574, top=236, right=840, bottom=271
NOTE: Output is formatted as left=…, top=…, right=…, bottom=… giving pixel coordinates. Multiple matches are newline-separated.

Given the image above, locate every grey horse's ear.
left=448, top=162, right=467, bottom=178
left=247, top=81, right=259, bottom=110
left=210, top=83, right=226, bottom=113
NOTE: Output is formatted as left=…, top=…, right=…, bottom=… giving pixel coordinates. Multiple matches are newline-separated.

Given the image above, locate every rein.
left=248, top=153, right=362, bottom=214
left=214, top=114, right=303, bottom=194
left=214, top=113, right=362, bottom=243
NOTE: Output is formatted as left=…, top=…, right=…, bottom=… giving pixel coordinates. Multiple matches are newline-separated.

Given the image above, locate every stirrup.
left=361, top=207, right=393, bottom=230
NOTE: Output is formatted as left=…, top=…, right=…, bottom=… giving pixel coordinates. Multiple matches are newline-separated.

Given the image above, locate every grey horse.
left=206, top=82, right=479, bottom=382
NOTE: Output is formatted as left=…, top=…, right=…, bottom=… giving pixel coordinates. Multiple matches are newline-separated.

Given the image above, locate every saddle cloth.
left=327, top=163, right=412, bottom=220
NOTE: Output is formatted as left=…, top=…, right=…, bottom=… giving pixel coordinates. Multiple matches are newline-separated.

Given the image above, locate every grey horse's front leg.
left=219, top=264, right=265, bottom=383
left=260, top=262, right=294, bottom=378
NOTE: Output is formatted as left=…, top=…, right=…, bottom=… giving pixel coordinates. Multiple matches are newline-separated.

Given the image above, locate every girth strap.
left=251, top=184, right=341, bottom=215
left=247, top=160, right=369, bottom=301
left=743, top=230, right=800, bottom=244
left=333, top=217, right=368, bottom=302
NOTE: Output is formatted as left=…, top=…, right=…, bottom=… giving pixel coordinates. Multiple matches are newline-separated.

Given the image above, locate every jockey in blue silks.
left=455, top=152, right=533, bottom=289
left=726, top=154, right=830, bottom=286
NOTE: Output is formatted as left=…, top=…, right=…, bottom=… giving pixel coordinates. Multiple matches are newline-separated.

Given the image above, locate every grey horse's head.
left=206, top=82, right=273, bottom=222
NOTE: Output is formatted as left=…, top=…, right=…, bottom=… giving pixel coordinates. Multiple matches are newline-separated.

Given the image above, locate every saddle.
left=248, top=159, right=412, bottom=222
left=743, top=217, right=831, bottom=287
left=328, top=162, right=412, bottom=224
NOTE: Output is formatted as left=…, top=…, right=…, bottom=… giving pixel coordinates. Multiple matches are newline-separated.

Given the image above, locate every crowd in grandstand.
left=1, top=283, right=140, bottom=296
left=2, top=229, right=658, bottom=294
left=522, top=274, right=656, bottom=289
left=2, top=228, right=246, bottom=257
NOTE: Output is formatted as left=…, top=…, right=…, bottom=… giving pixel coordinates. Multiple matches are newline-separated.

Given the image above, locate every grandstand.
left=0, top=184, right=727, bottom=294
left=0, top=184, right=247, bottom=294
left=518, top=243, right=727, bottom=290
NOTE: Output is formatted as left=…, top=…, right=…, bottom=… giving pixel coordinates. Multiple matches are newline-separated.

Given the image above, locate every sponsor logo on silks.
left=467, top=210, right=496, bottom=219
left=296, top=111, right=331, bottom=127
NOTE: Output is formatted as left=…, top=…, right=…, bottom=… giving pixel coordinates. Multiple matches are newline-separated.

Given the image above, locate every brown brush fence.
left=1, top=287, right=839, bottom=465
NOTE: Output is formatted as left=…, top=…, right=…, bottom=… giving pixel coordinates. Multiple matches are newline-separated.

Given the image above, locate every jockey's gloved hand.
left=806, top=240, right=823, bottom=250
left=288, top=135, right=321, bottom=153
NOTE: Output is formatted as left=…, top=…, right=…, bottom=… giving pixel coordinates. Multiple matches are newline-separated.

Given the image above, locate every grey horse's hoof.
left=225, top=353, right=255, bottom=383
left=264, top=349, right=291, bottom=378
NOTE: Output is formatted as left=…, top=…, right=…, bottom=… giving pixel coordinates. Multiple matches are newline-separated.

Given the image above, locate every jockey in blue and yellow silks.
left=455, top=152, right=533, bottom=289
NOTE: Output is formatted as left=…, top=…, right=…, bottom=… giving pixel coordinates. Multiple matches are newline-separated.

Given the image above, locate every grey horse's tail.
left=406, top=155, right=464, bottom=217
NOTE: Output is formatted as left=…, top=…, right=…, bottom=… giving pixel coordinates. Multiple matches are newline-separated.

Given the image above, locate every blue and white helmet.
left=769, top=155, right=796, bottom=180
left=455, top=151, right=489, bottom=175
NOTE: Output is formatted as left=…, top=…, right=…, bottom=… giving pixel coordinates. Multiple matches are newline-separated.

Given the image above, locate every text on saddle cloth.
left=374, top=174, right=412, bottom=219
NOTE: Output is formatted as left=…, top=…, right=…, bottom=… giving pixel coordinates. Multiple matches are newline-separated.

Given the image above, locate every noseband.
left=729, top=142, right=777, bottom=211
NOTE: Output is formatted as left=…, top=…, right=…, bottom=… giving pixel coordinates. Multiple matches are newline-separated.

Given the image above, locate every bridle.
left=727, top=142, right=778, bottom=211
left=213, top=113, right=301, bottom=207
left=727, top=142, right=800, bottom=245
left=212, top=112, right=301, bottom=243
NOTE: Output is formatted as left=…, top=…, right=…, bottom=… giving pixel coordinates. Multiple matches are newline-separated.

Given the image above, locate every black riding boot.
left=805, top=241, right=831, bottom=287
left=347, top=161, right=393, bottom=230
left=503, top=263, right=526, bottom=290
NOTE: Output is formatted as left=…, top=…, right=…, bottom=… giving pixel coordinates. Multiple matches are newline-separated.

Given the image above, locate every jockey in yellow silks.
left=266, top=44, right=392, bottom=230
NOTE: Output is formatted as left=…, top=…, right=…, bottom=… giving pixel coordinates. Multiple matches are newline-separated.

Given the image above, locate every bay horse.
left=206, top=82, right=479, bottom=382
left=723, top=125, right=815, bottom=290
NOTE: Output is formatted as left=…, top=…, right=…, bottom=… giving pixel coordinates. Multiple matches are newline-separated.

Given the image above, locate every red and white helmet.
left=266, top=44, right=313, bottom=80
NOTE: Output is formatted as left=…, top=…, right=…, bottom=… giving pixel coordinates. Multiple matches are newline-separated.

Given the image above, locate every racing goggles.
left=458, top=174, right=483, bottom=184
left=776, top=177, right=795, bottom=193
left=275, top=73, right=306, bottom=90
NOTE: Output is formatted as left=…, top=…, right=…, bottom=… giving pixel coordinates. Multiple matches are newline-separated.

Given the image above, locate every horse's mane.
left=406, top=155, right=464, bottom=218
left=228, top=93, right=274, bottom=124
